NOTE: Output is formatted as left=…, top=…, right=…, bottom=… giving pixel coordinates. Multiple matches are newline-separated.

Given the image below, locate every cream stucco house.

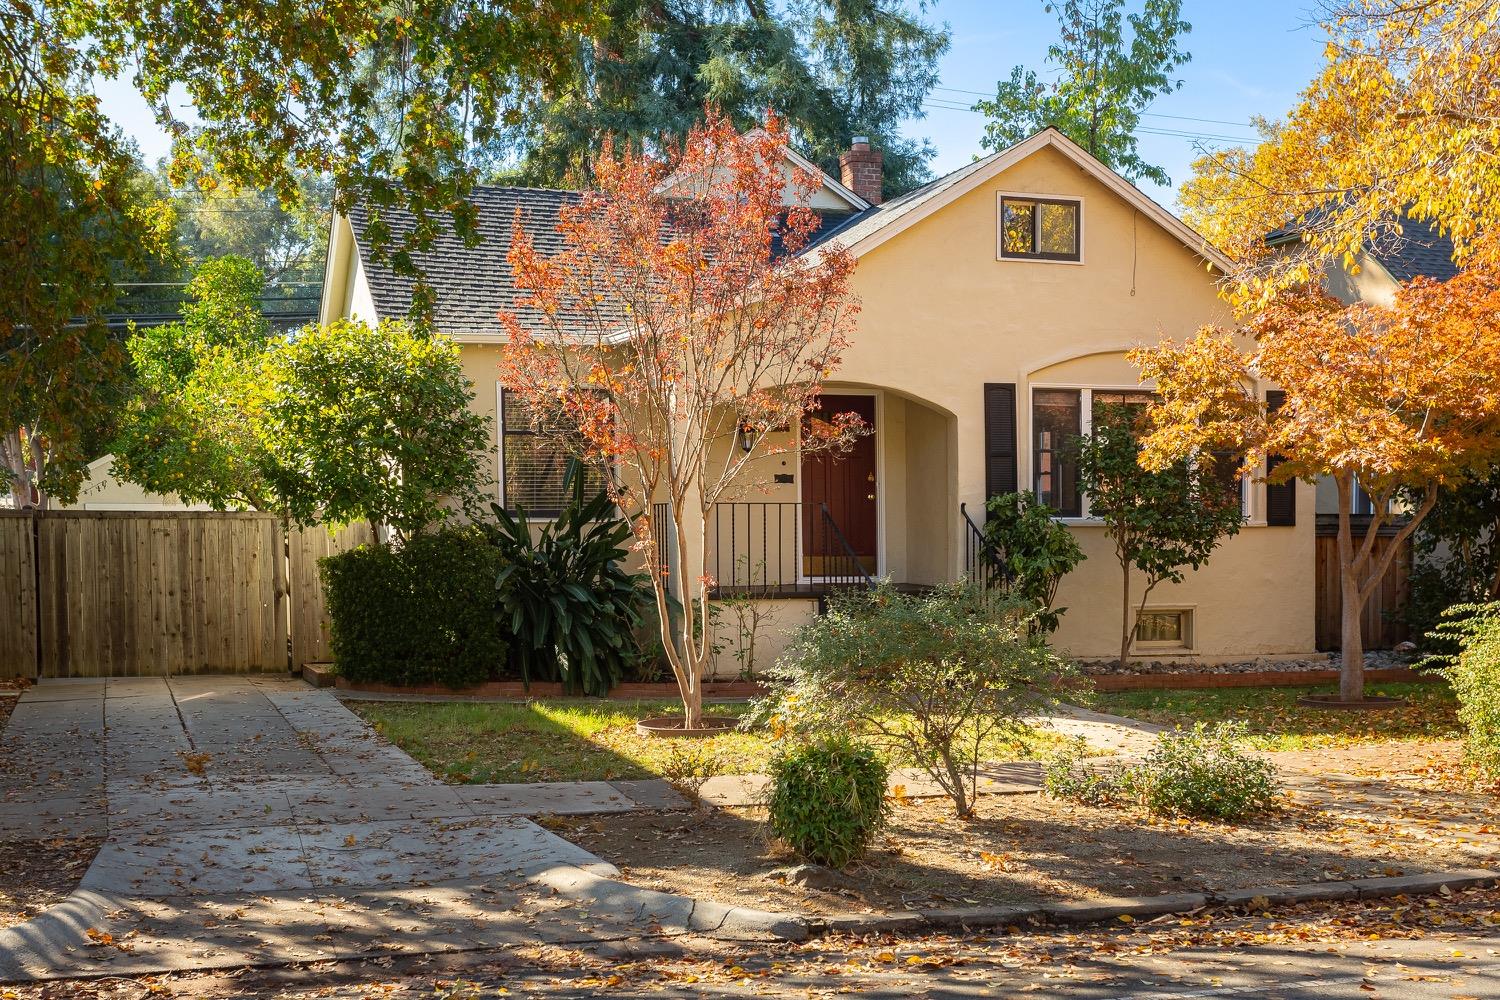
left=318, top=128, right=1317, bottom=667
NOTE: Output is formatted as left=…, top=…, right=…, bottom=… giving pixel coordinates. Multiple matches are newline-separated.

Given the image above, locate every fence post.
left=31, top=510, right=42, bottom=680
left=275, top=516, right=293, bottom=673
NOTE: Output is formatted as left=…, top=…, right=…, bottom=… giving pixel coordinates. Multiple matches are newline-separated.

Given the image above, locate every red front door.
left=801, top=394, right=877, bottom=577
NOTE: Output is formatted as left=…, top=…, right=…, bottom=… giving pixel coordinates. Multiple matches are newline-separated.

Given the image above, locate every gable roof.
left=349, top=188, right=580, bottom=339
left=1369, top=217, right=1460, bottom=283
left=805, top=128, right=1235, bottom=273
left=347, top=190, right=860, bottom=338
left=333, top=127, right=1232, bottom=337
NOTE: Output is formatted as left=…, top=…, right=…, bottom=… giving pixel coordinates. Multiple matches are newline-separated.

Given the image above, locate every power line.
left=926, top=85, right=1262, bottom=132
left=919, top=101, right=1253, bottom=144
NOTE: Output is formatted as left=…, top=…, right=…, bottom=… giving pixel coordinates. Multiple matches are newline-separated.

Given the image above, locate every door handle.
left=866, top=494, right=875, bottom=501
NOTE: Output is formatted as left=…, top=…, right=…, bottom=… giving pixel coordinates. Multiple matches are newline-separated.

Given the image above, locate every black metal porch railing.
left=709, top=501, right=874, bottom=594
left=650, top=502, right=673, bottom=593
left=961, top=502, right=1011, bottom=590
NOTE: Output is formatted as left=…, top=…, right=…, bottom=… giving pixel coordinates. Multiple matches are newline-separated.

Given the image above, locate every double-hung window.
left=498, top=388, right=606, bottom=517
left=999, top=196, right=1081, bottom=261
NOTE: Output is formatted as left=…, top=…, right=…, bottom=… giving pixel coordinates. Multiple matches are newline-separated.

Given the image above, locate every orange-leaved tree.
left=1131, top=272, right=1500, bottom=702
left=497, top=112, right=861, bottom=728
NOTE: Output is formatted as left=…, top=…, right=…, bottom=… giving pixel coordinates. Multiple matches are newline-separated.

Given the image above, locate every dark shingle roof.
left=1368, top=217, right=1460, bottom=283
left=350, top=188, right=863, bottom=337
left=350, top=188, right=582, bottom=338
left=1266, top=211, right=1461, bottom=283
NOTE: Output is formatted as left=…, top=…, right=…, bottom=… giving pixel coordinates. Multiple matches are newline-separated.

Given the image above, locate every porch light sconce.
left=737, top=422, right=758, bottom=453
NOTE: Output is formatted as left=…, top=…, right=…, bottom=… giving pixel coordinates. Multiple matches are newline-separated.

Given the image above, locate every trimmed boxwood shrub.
left=767, top=737, right=889, bottom=868
left=320, top=525, right=507, bottom=687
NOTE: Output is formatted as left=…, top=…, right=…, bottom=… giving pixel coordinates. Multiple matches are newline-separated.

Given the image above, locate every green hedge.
left=1434, top=602, right=1500, bottom=779
left=320, top=526, right=508, bottom=687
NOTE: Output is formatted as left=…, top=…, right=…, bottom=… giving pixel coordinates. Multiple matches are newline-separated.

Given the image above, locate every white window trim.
left=1028, top=383, right=1262, bottom=526
left=996, top=191, right=1086, bottom=265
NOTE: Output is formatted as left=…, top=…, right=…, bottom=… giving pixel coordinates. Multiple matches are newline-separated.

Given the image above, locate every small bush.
left=321, top=526, right=507, bottom=688
left=1046, top=722, right=1280, bottom=821
left=755, top=583, right=1079, bottom=817
left=1429, top=602, right=1500, bottom=779
left=767, top=738, right=890, bottom=868
left=982, top=491, right=1085, bottom=633
left=660, top=741, right=723, bottom=802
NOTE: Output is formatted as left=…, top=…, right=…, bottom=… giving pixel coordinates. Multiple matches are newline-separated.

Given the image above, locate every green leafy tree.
left=1077, top=402, right=1244, bottom=670
left=506, top=0, right=950, bottom=197
left=1403, top=468, right=1500, bottom=647
left=262, top=319, right=491, bottom=537
left=2, top=6, right=176, bottom=507
left=113, top=256, right=282, bottom=511
left=9, top=0, right=592, bottom=501
left=974, top=0, right=1191, bottom=186
left=116, top=259, right=489, bottom=535
left=982, top=491, right=1086, bottom=633
left=170, top=165, right=333, bottom=285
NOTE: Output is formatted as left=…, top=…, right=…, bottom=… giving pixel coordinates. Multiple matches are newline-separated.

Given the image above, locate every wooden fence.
left=0, top=511, right=371, bottom=679
left=1314, top=531, right=1411, bottom=651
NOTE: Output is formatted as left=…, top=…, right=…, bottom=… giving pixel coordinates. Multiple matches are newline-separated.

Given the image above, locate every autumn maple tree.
left=498, top=113, right=860, bottom=728
left=1131, top=273, right=1500, bottom=702
left=1180, top=0, right=1500, bottom=307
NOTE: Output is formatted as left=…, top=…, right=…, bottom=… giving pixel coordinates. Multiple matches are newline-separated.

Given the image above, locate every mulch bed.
left=553, top=741, right=1500, bottom=918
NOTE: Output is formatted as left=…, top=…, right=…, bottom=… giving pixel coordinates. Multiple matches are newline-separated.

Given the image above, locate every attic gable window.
left=999, top=195, right=1081, bottom=262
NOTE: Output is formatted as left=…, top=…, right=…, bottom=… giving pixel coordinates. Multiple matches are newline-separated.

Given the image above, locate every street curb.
left=0, top=888, right=121, bottom=982
left=802, top=868, right=1500, bottom=938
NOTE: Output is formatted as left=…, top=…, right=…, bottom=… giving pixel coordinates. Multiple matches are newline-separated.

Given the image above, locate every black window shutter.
left=1264, top=389, right=1296, bottom=526
left=984, top=383, right=1018, bottom=500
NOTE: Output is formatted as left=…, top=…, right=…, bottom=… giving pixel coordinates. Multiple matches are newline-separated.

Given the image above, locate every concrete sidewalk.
left=0, top=676, right=791, bottom=983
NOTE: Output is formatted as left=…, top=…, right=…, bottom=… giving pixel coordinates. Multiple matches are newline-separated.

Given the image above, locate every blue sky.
left=97, top=1, right=1330, bottom=207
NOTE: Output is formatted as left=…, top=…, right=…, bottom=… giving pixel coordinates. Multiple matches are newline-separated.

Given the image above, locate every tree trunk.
left=673, top=506, right=704, bottom=730
left=1334, top=472, right=1366, bottom=702
left=1119, top=562, right=1133, bottom=673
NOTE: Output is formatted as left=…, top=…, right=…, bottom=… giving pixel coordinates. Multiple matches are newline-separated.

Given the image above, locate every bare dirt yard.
left=552, top=739, right=1500, bottom=917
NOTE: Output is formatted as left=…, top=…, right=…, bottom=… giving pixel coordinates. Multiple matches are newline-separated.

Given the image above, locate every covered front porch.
left=701, top=385, right=959, bottom=598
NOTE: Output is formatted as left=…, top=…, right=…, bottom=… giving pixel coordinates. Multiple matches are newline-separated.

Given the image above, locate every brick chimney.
left=839, top=136, right=883, bottom=206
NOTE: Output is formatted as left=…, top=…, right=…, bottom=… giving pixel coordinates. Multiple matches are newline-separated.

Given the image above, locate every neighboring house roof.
left=1368, top=217, right=1460, bottom=283
left=1266, top=212, right=1461, bottom=283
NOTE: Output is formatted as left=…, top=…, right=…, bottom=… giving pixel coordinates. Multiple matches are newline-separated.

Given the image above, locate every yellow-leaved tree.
left=1180, top=0, right=1500, bottom=307
left=1130, top=271, right=1500, bottom=703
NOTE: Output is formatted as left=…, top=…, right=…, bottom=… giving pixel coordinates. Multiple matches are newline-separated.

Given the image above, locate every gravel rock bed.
left=1079, top=649, right=1414, bottom=676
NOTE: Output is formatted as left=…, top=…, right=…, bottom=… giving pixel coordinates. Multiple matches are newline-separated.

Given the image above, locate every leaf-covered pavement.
left=8, top=885, right=1500, bottom=998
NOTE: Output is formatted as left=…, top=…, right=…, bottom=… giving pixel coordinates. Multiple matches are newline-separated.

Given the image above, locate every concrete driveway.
left=0, top=676, right=788, bottom=982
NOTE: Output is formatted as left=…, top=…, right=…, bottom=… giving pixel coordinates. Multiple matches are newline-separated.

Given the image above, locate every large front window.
left=1032, top=386, right=1249, bottom=520
left=499, top=389, right=605, bottom=516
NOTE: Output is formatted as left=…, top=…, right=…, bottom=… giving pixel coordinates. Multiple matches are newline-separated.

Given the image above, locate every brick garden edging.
left=307, top=662, right=1437, bottom=697
left=302, top=663, right=767, bottom=700
left=1087, top=666, right=1436, bottom=692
